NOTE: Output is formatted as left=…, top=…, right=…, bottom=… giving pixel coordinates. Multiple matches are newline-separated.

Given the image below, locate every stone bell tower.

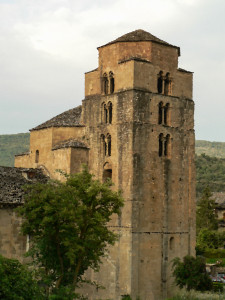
left=82, top=29, right=196, bottom=300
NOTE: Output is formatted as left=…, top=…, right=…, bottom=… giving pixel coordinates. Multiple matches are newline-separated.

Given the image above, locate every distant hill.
left=195, top=140, right=225, bottom=158
left=0, top=133, right=30, bottom=167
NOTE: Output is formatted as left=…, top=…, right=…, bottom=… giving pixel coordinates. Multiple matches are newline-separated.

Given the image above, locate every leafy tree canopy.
left=172, top=255, right=212, bottom=292
left=0, top=254, right=43, bottom=300
left=196, top=187, right=218, bottom=234
left=18, top=166, right=124, bottom=296
left=196, top=228, right=225, bottom=254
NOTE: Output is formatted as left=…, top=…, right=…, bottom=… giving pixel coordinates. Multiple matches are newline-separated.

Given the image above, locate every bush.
left=204, top=249, right=225, bottom=259
left=172, top=255, right=212, bottom=292
left=0, top=254, right=44, bottom=300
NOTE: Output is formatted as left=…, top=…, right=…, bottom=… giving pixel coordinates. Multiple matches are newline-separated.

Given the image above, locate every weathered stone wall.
left=0, top=208, right=27, bottom=262
left=15, top=127, right=86, bottom=179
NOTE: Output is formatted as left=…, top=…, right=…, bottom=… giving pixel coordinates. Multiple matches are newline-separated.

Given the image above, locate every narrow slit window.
left=102, top=73, right=108, bottom=94
left=165, top=73, right=172, bottom=96
left=104, top=104, right=108, bottom=123
left=169, top=237, right=174, bottom=250
left=164, top=134, right=171, bottom=157
left=164, top=103, right=170, bottom=125
left=35, top=150, right=39, bottom=163
left=108, top=102, right=112, bottom=124
left=109, top=72, right=114, bottom=94
left=107, top=135, right=111, bottom=156
left=157, top=71, right=163, bottom=94
left=158, top=102, right=163, bottom=124
left=159, top=134, right=163, bottom=157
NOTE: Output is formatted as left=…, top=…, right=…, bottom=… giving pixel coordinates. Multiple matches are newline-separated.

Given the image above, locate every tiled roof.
left=52, top=139, right=89, bottom=151
left=30, top=105, right=83, bottom=131
left=0, top=167, right=48, bottom=206
left=98, top=29, right=180, bottom=54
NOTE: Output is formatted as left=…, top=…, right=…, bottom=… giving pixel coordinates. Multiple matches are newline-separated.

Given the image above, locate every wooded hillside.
left=0, top=133, right=30, bottom=167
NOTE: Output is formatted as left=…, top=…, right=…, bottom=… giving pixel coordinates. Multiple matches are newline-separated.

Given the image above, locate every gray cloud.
left=0, top=0, right=224, bottom=141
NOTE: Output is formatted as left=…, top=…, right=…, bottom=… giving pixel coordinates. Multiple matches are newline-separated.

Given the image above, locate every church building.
left=13, top=29, right=196, bottom=299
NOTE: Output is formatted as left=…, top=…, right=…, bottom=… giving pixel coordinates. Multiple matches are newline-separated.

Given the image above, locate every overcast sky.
left=0, top=0, right=224, bottom=141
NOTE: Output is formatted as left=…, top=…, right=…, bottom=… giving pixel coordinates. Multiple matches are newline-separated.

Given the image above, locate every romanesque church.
left=0, top=29, right=196, bottom=300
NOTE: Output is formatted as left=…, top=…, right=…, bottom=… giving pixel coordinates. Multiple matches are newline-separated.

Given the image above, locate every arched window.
left=159, top=134, right=163, bottom=157
left=109, top=71, right=114, bottom=94
left=169, top=237, right=175, bottom=250
left=158, top=102, right=163, bottom=124
left=108, top=102, right=112, bottom=124
left=164, top=103, right=170, bottom=125
left=157, top=71, right=163, bottom=94
left=35, top=150, right=39, bottom=163
left=102, top=73, right=108, bottom=94
left=101, top=135, right=107, bottom=156
left=165, top=72, right=172, bottom=96
left=164, top=134, right=171, bottom=157
left=104, top=104, right=108, bottom=123
left=107, top=134, right=111, bottom=156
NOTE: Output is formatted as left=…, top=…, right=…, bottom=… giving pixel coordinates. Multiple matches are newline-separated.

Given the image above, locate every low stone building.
left=0, top=166, right=47, bottom=262
left=1, top=29, right=196, bottom=299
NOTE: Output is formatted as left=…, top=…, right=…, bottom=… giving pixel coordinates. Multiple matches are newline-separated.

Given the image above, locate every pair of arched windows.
left=158, top=102, right=170, bottom=125
left=101, top=134, right=111, bottom=157
left=159, top=134, right=171, bottom=157
left=157, top=71, right=172, bottom=96
left=102, top=102, right=112, bottom=124
left=102, top=72, right=114, bottom=94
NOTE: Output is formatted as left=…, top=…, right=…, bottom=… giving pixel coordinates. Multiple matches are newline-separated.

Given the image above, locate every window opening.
left=159, top=134, right=163, bottom=157
left=35, top=150, right=39, bottom=163
left=157, top=71, right=163, bottom=94
left=169, top=237, right=174, bottom=250
left=103, top=169, right=112, bottom=181
left=109, top=72, right=114, bottom=94
left=107, top=135, right=111, bottom=156
left=164, top=103, right=170, bottom=125
left=158, top=102, right=163, bottom=124
left=164, top=134, right=170, bottom=157
left=108, top=102, right=112, bottom=124
left=102, top=73, right=108, bottom=94
left=104, top=104, right=108, bottom=123
left=165, top=73, right=172, bottom=96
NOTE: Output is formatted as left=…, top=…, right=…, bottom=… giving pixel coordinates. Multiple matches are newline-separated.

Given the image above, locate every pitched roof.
left=0, top=167, right=48, bottom=206
left=30, top=105, right=83, bottom=131
left=52, top=139, right=89, bottom=151
left=98, top=29, right=180, bottom=54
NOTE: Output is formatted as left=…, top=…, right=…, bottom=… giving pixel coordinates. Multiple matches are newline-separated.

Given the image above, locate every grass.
left=167, top=289, right=225, bottom=300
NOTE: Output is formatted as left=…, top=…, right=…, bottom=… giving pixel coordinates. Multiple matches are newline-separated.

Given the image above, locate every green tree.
left=196, top=187, right=218, bottom=234
left=0, top=254, right=44, bottom=300
left=18, top=166, right=124, bottom=297
left=196, top=228, right=225, bottom=254
left=172, top=255, right=212, bottom=292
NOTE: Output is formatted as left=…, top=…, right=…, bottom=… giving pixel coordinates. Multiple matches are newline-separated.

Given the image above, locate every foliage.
left=172, top=255, right=212, bottom=292
left=196, top=228, right=225, bottom=254
left=0, top=133, right=30, bottom=167
left=18, top=166, right=124, bottom=296
left=196, top=153, right=225, bottom=197
left=0, top=254, right=44, bottom=300
left=196, top=187, right=218, bottom=234
left=212, top=282, right=223, bottom=293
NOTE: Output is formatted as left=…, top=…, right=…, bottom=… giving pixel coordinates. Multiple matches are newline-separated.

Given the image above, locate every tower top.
left=98, top=29, right=180, bottom=55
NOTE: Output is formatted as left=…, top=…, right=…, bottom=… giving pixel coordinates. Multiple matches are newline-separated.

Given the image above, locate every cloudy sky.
left=0, top=0, right=224, bottom=141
